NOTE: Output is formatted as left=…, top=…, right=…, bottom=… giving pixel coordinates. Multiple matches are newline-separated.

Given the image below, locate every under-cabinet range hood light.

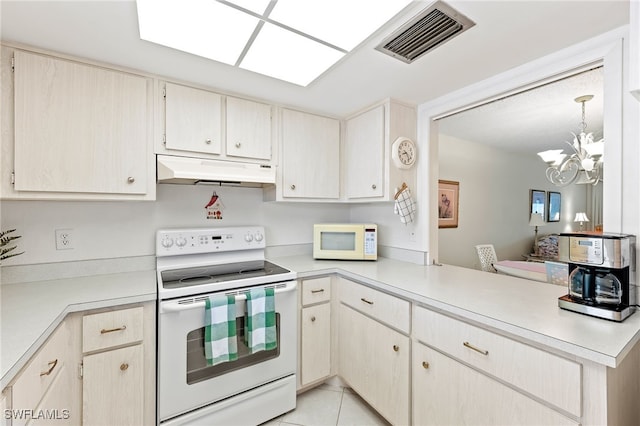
left=157, top=155, right=276, bottom=187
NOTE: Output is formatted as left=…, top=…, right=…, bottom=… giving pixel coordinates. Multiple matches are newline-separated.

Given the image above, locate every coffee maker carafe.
left=558, top=233, right=636, bottom=321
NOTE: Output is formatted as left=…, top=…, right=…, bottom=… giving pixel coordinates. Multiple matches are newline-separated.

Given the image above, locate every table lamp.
left=574, top=212, right=589, bottom=231
left=529, top=213, right=546, bottom=255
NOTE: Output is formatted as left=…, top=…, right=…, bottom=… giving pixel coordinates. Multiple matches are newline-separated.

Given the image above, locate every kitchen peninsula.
left=3, top=255, right=640, bottom=425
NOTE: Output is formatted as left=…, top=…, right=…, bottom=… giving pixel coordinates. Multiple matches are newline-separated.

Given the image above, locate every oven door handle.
left=160, top=280, right=297, bottom=313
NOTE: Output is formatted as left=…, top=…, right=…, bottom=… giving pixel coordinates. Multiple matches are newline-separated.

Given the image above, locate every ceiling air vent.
left=376, top=1, right=475, bottom=64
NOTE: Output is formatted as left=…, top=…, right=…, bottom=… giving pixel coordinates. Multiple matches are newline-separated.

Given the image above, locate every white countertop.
left=1, top=270, right=156, bottom=388
left=272, top=255, right=640, bottom=368
left=3, top=255, right=640, bottom=390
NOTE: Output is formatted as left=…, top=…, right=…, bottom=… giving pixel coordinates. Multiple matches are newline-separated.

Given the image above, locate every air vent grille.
left=376, top=1, right=474, bottom=63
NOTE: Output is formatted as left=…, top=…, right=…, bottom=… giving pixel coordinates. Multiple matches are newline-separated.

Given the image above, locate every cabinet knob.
left=127, top=177, right=135, bottom=184
left=311, top=316, right=316, bottom=322
left=235, top=142, right=241, bottom=148
left=393, top=345, right=399, bottom=352
left=422, top=361, right=430, bottom=369
left=120, top=363, right=129, bottom=371
left=206, top=139, right=212, bottom=144
left=290, top=184, right=296, bottom=190
left=371, top=184, right=377, bottom=190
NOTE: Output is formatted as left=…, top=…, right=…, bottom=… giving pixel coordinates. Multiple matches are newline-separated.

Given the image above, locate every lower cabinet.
left=413, top=342, right=578, bottom=426
left=82, top=345, right=144, bottom=426
left=2, top=302, right=155, bottom=426
left=8, top=316, right=81, bottom=426
left=338, top=304, right=410, bottom=425
left=299, top=277, right=332, bottom=388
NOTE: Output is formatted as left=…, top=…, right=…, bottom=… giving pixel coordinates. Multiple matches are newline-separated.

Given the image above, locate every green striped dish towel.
left=245, top=287, right=277, bottom=353
left=204, top=294, right=238, bottom=366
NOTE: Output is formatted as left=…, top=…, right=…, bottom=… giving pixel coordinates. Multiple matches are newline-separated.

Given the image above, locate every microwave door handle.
left=160, top=280, right=297, bottom=313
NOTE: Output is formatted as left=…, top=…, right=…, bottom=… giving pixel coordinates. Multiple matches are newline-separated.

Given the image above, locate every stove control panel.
left=156, top=226, right=266, bottom=256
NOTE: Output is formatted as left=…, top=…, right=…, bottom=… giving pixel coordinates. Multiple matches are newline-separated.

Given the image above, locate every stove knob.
left=176, top=237, right=187, bottom=247
left=255, top=232, right=264, bottom=242
left=161, top=238, right=174, bottom=248
left=245, top=234, right=254, bottom=242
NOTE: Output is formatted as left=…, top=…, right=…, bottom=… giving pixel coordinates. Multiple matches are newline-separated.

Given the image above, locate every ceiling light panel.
left=222, top=0, right=272, bottom=15
left=136, top=0, right=259, bottom=65
left=269, top=0, right=413, bottom=51
left=240, top=22, right=345, bottom=86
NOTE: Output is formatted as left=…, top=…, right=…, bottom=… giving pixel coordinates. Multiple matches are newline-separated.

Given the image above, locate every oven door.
left=158, top=280, right=297, bottom=422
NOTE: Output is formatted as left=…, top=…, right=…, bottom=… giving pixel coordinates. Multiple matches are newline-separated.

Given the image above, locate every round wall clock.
left=391, top=137, right=417, bottom=169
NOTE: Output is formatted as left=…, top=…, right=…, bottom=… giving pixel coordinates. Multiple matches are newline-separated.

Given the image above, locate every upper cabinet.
left=343, top=99, right=417, bottom=202
left=630, top=0, right=640, bottom=101
left=344, top=105, right=385, bottom=199
left=226, top=96, right=272, bottom=161
left=164, top=82, right=222, bottom=156
left=271, top=108, right=340, bottom=200
left=158, top=81, right=274, bottom=164
left=1, top=46, right=155, bottom=200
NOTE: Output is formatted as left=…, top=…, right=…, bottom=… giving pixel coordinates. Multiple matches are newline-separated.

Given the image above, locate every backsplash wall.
left=0, top=184, right=351, bottom=266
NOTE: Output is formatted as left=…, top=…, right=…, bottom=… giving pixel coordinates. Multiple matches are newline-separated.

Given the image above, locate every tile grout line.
left=335, top=387, right=346, bottom=426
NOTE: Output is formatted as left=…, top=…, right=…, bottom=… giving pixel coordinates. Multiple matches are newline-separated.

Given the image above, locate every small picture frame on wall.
left=530, top=189, right=546, bottom=216
left=438, top=180, right=459, bottom=228
left=547, top=191, right=561, bottom=222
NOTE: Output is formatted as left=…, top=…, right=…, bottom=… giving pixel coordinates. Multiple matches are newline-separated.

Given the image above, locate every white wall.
left=0, top=184, right=350, bottom=266
left=437, top=134, right=588, bottom=270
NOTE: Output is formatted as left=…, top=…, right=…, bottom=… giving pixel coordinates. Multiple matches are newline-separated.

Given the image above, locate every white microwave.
left=313, top=224, right=377, bottom=260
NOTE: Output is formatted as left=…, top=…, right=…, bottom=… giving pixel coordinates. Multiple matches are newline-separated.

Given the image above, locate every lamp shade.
left=574, top=212, right=590, bottom=223
left=529, top=213, right=545, bottom=227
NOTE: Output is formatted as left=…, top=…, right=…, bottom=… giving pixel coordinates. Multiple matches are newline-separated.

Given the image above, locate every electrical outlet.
left=55, top=229, right=74, bottom=250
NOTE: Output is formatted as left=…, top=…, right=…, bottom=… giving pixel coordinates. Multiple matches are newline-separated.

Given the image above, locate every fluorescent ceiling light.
left=270, top=0, right=412, bottom=51
left=240, top=23, right=345, bottom=86
left=136, top=0, right=412, bottom=86
left=136, top=0, right=259, bottom=65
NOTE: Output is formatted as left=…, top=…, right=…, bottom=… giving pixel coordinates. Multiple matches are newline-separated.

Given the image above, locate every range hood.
left=157, top=155, right=276, bottom=187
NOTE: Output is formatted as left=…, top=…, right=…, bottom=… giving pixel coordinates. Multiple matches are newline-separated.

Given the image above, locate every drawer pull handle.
left=422, top=361, right=430, bottom=369
left=311, top=289, right=325, bottom=294
left=360, top=298, right=373, bottom=305
left=311, top=316, right=316, bottom=322
left=463, top=341, right=489, bottom=356
left=101, top=325, right=127, bottom=334
left=393, top=345, right=399, bottom=352
left=120, top=363, right=129, bottom=371
left=40, top=359, right=58, bottom=376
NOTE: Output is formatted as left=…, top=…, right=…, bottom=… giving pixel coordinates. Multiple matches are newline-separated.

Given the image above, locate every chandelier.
left=537, top=95, right=604, bottom=186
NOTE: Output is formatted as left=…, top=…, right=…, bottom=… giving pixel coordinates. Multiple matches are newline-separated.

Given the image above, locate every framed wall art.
left=530, top=189, right=546, bottom=216
left=438, top=180, right=459, bottom=228
left=547, top=191, right=561, bottom=222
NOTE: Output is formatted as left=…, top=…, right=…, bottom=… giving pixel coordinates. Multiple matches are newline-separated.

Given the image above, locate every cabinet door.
left=338, top=304, right=409, bottom=425
left=226, top=96, right=271, bottom=160
left=413, top=342, right=578, bottom=426
left=300, top=303, right=331, bottom=386
left=13, top=51, right=149, bottom=195
left=165, top=82, right=222, bottom=155
left=281, top=109, right=340, bottom=199
left=344, top=105, right=384, bottom=199
left=82, top=345, right=144, bottom=426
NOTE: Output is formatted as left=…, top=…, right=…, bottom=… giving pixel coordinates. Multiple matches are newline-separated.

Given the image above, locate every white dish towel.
left=394, top=186, right=416, bottom=224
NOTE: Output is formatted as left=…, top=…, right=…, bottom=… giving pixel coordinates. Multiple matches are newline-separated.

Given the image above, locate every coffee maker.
left=557, top=233, right=636, bottom=321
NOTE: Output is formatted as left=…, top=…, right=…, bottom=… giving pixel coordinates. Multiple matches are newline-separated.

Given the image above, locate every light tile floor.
left=263, top=384, right=389, bottom=426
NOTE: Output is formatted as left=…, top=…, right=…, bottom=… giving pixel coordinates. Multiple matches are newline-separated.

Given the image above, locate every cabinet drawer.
left=413, top=343, right=578, bottom=426
left=413, top=306, right=581, bottom=417
left=338, top=278, right=410, bottom=333
left=83, top=307, right=143, bottom=353
left=11, top=320, right=72, bottom=413
left=301, top=277, right=331, bottom=306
